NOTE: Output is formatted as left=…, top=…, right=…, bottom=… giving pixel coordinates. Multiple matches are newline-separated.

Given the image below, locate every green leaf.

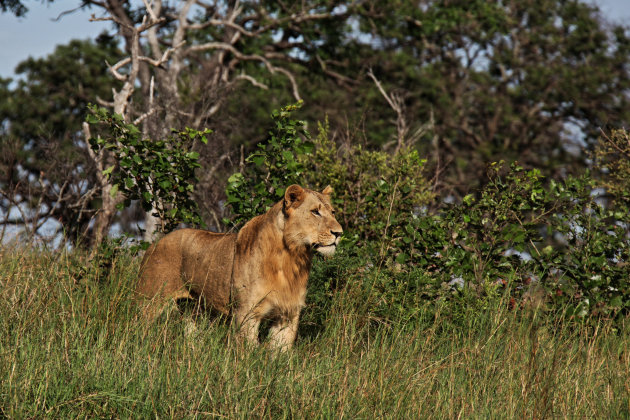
left=251, top=155, right=265, bottom=167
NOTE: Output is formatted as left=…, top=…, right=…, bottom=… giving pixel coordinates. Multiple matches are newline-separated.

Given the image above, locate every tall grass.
left=1, top=246, right=628, bottom=418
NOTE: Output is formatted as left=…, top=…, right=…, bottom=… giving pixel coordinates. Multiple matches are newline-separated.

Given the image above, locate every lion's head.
left=282, top=184, right=343, bottom=256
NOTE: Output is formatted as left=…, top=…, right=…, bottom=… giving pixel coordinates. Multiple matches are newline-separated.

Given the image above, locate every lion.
left=136, top=184, right=342, bottom=350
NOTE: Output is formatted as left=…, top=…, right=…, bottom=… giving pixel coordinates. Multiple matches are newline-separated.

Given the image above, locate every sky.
left=0, top=0, right=629, bottom=79
left=0, top=2, right=111, bottom=78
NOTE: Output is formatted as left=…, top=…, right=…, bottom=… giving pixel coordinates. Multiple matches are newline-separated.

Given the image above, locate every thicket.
left=87, top=105, right=210, bottom=235
left=223, top=104, right=629, bottom=326
left=72, top=101, right=630, bottom=327
left=224, top=102, right=313, bottom=228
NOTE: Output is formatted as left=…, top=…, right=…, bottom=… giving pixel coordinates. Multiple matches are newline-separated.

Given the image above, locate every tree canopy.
left=1, top=34, right=122, bottom=243
left=1, top=0, right=629, bottom=245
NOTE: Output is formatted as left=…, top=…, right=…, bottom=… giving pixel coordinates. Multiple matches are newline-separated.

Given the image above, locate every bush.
left=221, top=103, right=629, bottom=325
left=224, top=101, right=312, bottom=227
left=87, top=105, right=209, bottom=234
left=392, top=162, right=630, bottom=322
left=542, top=175, right=630, bottom=320
left=300, top=119, right=434, bottom=246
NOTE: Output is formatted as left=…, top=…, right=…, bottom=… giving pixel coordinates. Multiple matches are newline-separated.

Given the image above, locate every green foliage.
left=224, top=101, right=313, bottom=226
left=409, top=163, right=549, bottom=283
left=403, top=163, right=630, bottom=322
left=86, top=105, right=210, bottom=234
left=541, top=175, right=630, bottom=320
left=301, top=119, right=434, bottom=245
left=302, top=161, right=629, bottom=325
left=5, top=1, right=630, bottom=247
left=348, top=0, right=630, bottom=195
left=224, top=108, right=433, bottom=243
left=0, top=36, right=123, bottom=243
left=221, top=99, right=628, bottom=325
left=224, top=118, right=629, bottom=324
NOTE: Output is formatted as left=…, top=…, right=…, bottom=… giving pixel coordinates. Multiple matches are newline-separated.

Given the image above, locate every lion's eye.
left=311, top=209, right=321, bottom=217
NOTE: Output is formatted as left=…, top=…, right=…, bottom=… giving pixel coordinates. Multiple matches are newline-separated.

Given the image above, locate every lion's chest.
left=234, top=254, right=309, bottom=317
left=269, top=268, right=307, bottom=306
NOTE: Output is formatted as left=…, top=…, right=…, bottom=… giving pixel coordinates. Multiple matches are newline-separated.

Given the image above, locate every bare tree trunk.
left=93, top=183, right=119, bottom=246
left=88, top=9, right=166, bottom=246
left=84, top=122, right=121, bottom=247
left=143, top=212, right=160, bottom=242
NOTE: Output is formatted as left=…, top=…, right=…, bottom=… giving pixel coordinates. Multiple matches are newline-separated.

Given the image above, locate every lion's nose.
left=331, top=229, right=343, bottom=239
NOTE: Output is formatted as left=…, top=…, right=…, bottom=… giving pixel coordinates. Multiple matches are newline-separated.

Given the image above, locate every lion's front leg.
left=269, top=311, right=300, bottom=351
left=234, top=308, right=261, bottom=346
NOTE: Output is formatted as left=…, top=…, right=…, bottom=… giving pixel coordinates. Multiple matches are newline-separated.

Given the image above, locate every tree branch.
left=235, top=73, right=269, bottom=90
left=367, top=68, right=408, bottom=153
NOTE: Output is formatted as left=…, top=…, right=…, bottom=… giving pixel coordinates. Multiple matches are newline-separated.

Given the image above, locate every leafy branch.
left=86, top=105, right=209, bottom=235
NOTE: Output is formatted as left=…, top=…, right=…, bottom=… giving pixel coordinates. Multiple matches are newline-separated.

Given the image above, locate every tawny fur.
left=136, top=185, right=342, bottom=350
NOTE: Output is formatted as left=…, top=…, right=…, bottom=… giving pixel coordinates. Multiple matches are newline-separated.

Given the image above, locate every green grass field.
left=1, top=247, right=628, bottom=418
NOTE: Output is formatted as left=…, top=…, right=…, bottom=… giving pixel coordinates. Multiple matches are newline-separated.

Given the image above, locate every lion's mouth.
left=313, top=242, right=337, bottom=256
left=314, top=242, right=336, bottom=249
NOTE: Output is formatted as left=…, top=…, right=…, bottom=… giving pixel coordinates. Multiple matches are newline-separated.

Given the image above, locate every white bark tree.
left=83, top=0, right=360, bottom=243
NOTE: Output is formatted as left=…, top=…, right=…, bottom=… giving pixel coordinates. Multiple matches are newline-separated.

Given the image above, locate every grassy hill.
left=1, top=246, right=628, bottom=418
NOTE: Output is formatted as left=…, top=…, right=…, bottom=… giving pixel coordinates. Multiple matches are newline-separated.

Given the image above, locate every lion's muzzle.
left=314, top=228, right=342, bottom=256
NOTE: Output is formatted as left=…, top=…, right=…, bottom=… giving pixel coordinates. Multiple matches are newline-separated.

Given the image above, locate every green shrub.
left=220, top=103, right=629, bottom=325
left=300, top=119, right=434, bottom=246
left=224, top=101, right=313, bottom=227
left=410, top=163, right=549, bottom=286
left=541, top=175, right=630, bottom=320
left=403, top=163, right=630, bottom=322
left=86, top=105, right=209, bottom=234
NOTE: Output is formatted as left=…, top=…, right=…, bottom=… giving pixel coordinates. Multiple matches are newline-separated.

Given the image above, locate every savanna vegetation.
left=1, top=0, right=629, bottom=417
left=1, top=246, right=629, bottom=418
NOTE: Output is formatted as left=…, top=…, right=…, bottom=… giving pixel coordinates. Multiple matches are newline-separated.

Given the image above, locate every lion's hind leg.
left=136, top=249, right=191, bottom=321
left=139, top=288, right=193, bottom=322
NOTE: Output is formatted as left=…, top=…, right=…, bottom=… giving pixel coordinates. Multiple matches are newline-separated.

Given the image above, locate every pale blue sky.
left=0, top=0, right=629, bottom=79
left=0, top=2, right=111, bottom=78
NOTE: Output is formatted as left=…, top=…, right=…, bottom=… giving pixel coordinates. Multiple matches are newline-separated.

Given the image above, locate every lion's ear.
left=284, top=184, right=305, bottom=209
left=321, top=185, right=333, bottom=196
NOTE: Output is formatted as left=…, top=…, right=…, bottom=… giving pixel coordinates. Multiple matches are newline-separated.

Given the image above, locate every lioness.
left=137, top=184, right=342, bottom=350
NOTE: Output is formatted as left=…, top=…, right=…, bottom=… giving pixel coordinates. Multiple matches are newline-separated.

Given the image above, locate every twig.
left=236, top=74, right=269, bottom=90
left=378, top=177, right=400, bottom=269
left=133, top=108, right=158, bottom=125
left=367, top=69, right=408, bottom=153
left=599, top=128, right=630, bottom=159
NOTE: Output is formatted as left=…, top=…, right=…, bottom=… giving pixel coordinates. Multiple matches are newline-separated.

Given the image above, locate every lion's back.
left=137, top=229, right=237, bottom=313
